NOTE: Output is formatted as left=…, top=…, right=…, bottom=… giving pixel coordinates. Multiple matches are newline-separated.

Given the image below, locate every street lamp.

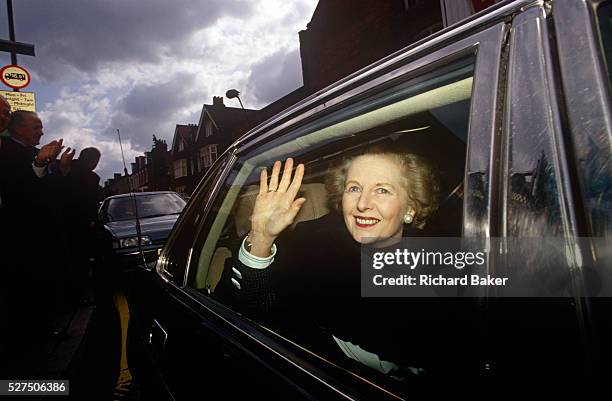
left=225, top=89, right=244, bottom=109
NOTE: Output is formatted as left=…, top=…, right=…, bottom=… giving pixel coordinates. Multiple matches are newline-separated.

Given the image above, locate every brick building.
left=100, top=136, right=171, bottom=198
left=299, top=0, right=443, bottom=92
left=170, top=97, right=259, bottom=195
left=100, top=172, right=130, bottom=198
left=170, top=124, right=198, bottom=195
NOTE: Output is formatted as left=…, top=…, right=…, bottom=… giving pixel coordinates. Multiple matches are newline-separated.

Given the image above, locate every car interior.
left=195, top=69, right=473, bottom=291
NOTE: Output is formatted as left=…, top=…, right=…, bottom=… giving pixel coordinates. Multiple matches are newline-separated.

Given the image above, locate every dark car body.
left=127, top=1, right=612, bottom=400
left=99, top=191, right=186, bottom=270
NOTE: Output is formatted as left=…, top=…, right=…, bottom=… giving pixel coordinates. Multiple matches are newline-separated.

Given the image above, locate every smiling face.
left=342, top=154, right=409, bottom=246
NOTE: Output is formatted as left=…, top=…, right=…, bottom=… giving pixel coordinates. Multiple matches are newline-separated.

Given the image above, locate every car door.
left=126, top=154, right=230, bottom=396
left=551, top=0, right=612, bottom=388
left=142, top=14, right=511, bottom=400
left=482, top=1, right=612, bottom=395
left=134, top=156, right=321, bottom=400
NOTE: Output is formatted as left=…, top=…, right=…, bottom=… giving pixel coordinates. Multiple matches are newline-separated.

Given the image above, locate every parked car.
left=127, top=1, right=612, bottom=399
left=98, top=191, right=186, bottom=271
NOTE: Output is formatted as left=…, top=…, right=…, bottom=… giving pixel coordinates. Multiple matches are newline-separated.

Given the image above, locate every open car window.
left=193, top=58, right=473, bottom=287
left=183, top=57, right=475, bottom=398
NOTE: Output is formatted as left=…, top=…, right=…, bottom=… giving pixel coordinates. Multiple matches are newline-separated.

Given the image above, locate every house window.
left=173, top=159, right=187, bottom=178
left=199, top=144, right=218, bottom=169
left=178, top=139, right=185, bottom=152
left=205, top=121, right=213, bottom=137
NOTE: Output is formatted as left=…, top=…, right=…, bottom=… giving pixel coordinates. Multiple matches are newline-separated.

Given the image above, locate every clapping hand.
left=59, top=146, right=76, bottom=174
left=248, top=158, right=306, bottom=257
left=36, top=138, right=63, bottom=163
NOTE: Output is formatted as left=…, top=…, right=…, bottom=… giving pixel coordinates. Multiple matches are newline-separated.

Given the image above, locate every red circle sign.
left=0, top=65, right=31, bottom=89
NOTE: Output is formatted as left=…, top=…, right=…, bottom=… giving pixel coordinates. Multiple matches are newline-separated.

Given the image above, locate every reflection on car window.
left=187, top=59, right=474, bottom=398
left=107, top=193, right=186, bottom=221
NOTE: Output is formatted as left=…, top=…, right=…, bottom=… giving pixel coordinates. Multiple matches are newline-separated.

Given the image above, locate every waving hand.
left=248, top=158, right=306, bottom=257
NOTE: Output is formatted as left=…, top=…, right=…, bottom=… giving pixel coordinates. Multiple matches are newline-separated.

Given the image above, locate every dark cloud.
left=13, top=0, right=254, bottom=82
left=108, top=72, right=205, bottom=149
left=246, top=48, right=303, bottom=105
left=121, top=73, right=195, bottom=118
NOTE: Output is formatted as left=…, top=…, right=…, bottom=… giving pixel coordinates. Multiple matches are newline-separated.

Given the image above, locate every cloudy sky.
left=0, top=0, right=318, bottom=182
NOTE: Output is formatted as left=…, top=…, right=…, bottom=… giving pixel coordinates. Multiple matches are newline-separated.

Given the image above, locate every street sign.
left=0, top=90, right=35, bottom=111
left=0, top=64, right=31, bottom=89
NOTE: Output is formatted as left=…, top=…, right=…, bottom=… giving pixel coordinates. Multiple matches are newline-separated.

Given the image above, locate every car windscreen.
left=106, top=193, right=186, bottom=221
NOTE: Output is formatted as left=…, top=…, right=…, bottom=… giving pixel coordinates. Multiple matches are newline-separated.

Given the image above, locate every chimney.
left=213, top=96, right=224, bottom=107
left=114, top=173, right=122, bottom=180
left=131, top=162, right=137, bottom=174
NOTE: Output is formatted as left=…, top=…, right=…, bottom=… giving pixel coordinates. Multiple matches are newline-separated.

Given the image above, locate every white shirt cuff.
left=238, top=236, right=276, bottom=269
left=31, top=163, right=47, bottom=178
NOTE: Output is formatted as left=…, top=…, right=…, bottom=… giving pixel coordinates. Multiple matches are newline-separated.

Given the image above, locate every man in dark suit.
left=0, top=111, right=75, bottom=359
left=0, top=111, right=74, bottom=231
left=64, top=147, right=102, bottom=306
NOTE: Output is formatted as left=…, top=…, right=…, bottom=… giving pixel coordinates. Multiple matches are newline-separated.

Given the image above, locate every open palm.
left=249, top=158, right=306, bottom=247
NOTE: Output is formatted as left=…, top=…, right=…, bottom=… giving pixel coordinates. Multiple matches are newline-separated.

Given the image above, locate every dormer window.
left=205, top=121, right=213, bottom=137
left=178, top=139, right=185, bottom=152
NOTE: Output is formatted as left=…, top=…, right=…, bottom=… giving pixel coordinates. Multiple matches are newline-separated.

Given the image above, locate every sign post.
left=0, top=0, right=35, bottom=91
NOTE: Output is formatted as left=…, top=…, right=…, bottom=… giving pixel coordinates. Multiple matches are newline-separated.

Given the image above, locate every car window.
left=157, top=156, right=230, bottom=280
left=184, top=57, right=474, bottom=397
left=106, top=193, right=185, bottom=221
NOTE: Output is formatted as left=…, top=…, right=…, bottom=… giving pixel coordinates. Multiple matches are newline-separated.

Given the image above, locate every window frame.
left=200, top=144, right=218, bottom=169
left=183, top=24, right=508, bottom=295
left=553, top=0, right=612, bottom=241
left=173, top=158, right=187, bottom=178
left=157, top=152, right=233, bottom=282
left=159, top=19, right=509, bottom=400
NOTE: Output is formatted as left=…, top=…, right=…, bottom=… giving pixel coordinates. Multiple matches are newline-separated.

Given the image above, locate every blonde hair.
left=326, top=145, right=440, bottom=229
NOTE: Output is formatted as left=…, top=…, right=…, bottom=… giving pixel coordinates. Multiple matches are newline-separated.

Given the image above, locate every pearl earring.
left=404, top=210, right=415, bottom=224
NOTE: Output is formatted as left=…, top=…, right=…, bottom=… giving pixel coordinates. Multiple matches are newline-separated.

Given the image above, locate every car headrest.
left=234, top=183, right=330, bottom=237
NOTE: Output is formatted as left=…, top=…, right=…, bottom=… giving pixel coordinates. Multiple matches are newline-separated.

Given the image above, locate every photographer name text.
left=372, top=274, right=508, bottom=287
